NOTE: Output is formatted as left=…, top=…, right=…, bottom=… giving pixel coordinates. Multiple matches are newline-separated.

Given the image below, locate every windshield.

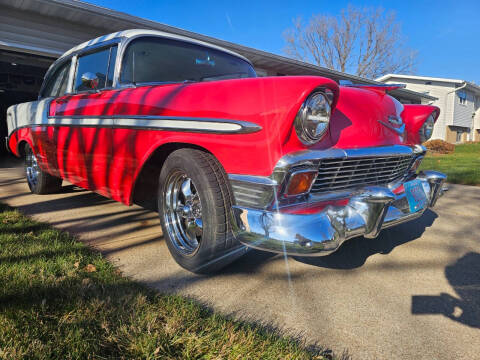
left=120, top=36, right=256, bottom=84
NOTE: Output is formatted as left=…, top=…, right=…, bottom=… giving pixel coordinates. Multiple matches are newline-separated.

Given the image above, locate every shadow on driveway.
left=412, top=252, right=480, bottom=329
left=294, top=209, right=438, bottom=270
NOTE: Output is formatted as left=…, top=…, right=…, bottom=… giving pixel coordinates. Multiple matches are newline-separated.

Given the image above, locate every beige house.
left=377, top=74, right=480, bottom=143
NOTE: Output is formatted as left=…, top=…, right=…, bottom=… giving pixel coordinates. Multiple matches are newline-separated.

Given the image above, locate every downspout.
left=472, top=108, right=478, bottom=141
left=444, top=82, right=467, bottom=141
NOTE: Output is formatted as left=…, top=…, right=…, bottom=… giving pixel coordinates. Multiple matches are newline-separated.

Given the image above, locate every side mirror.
left=81, top=72, right=99, bottom=90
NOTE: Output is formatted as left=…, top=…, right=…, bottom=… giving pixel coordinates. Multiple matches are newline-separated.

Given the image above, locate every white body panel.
left=6, top=98, right=52, bottom=137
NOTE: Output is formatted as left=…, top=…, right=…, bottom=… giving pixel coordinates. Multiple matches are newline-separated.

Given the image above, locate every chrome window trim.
left=75, top=38, right=122, bottom=58
left=39, top=38, right=124, bottom=99
left=66, top=55, right=77, bottom=94
left=72, top=44, right=120, bottom=94
left=38, top=57, right=74, bottom=99
left=106, top=45, right=117, bottom=88
left=40, top=32, right=256, bottom=97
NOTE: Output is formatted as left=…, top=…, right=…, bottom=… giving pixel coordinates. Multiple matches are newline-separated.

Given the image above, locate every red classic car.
left=6, top=30, right=446, bottom=273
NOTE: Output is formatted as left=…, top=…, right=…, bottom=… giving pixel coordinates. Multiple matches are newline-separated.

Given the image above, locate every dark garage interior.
left=0, top=50, right=54, bottom=156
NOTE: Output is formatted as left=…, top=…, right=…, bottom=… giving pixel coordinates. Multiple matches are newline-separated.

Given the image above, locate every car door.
left=49, top=46, right=118, bottom=197
left=30, top=59, right=72, bottom=177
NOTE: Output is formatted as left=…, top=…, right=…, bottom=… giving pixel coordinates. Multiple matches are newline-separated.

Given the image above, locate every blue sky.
left=84, top=0, right=480, bottom=82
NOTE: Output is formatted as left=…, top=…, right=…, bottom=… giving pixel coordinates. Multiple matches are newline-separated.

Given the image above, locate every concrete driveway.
left=1, top=156, right=478, bottom=360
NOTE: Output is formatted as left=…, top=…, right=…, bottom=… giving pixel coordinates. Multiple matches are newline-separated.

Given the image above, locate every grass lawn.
left=420, top=143, right=480, bottom=186
left=0, top=203, right=331, bottom=360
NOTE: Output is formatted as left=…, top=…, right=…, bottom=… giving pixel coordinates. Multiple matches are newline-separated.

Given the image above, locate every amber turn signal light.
left=285, top=170, right=318, bottom=196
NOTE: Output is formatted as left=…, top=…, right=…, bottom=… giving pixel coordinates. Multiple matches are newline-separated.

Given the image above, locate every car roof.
left=59, top=29, right=252, bottom=64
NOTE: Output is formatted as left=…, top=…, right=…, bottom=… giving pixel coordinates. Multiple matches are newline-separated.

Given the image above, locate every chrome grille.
left=311, top=155, right=413, bottom=193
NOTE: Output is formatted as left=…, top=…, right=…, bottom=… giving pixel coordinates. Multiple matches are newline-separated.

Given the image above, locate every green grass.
left=420, top=143, right=480, bottom=186
left=0, top=204, right=331, bottom=360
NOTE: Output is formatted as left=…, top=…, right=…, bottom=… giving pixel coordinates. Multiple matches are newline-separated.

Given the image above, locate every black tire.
left=24, top=144, right=62, bottom=194
left=158, top=148, right=245, bottom=273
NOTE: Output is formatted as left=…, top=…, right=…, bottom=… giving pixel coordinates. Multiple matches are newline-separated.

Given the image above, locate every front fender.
left=111, top=76, right=339, bottom=177
left=402, top=104, right=440, bottom=144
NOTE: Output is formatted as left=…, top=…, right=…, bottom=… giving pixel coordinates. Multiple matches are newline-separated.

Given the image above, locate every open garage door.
left=0, top=50, right=54, bottom=157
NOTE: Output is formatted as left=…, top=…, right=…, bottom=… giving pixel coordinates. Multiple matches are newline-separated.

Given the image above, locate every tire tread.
left=158, top=148, right=242, bottom=273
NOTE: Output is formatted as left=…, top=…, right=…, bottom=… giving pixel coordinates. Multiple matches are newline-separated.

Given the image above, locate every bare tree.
left=283, top=6, right=417, bottom=79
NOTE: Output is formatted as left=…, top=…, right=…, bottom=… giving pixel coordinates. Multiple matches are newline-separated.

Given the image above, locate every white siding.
left=453, top=90, right=475, bottom=128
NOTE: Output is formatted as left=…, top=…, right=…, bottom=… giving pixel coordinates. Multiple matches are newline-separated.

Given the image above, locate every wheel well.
left=17, top=140, right=28, bottom=157
left=131, top=143, right=213, bottom=211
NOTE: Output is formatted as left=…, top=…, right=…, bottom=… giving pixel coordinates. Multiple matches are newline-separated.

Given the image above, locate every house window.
left=458, top=91, right=467, bottom=105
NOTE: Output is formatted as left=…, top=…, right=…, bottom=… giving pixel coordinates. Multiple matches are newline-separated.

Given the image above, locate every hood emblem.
left=378, top=115, right=405, bottom=135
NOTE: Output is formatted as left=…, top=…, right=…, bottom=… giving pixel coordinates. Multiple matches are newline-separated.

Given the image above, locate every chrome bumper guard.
left=232, top=171, right=446, bottom=256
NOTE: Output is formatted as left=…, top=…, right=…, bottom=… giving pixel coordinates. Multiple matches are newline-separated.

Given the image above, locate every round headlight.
left=419, top=114, right=435, bottom=143
left=295, top=91, right=332, bottom=145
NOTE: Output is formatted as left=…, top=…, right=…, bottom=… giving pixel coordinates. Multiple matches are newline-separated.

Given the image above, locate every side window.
left=74, top=46, right=117, bottom=92
left=42, top=60, right=71, bottom=98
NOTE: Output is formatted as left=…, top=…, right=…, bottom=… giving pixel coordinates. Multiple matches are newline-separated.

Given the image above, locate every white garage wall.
left=0, top=6, right=108, bottom=58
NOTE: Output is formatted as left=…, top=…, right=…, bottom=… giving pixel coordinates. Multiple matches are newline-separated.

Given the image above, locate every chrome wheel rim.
left=25, top=148, right=40, bottom=189
left=163, top=170, right=203, bottom=255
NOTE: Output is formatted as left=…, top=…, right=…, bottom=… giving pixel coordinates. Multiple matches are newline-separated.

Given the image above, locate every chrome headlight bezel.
left=419, top=114, right=435, bottom=143
left=294, top=90, right=332, bottom=145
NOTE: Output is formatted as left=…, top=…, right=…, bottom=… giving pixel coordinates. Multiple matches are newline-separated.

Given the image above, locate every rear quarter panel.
left=6, top=99, right=52, bottom=158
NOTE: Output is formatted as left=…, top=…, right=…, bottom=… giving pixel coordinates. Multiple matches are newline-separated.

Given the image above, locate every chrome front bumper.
left=232, top=171, right=446, bottom=256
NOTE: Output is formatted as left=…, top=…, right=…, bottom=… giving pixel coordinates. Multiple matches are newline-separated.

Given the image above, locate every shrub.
left=423, top=139, right=455, bottom=154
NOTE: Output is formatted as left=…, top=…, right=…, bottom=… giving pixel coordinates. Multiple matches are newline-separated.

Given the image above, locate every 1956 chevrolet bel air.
left=6, top=30, right=446, bottom=273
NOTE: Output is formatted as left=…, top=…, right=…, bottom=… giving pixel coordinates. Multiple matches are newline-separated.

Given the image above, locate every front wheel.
left=158, top=148, right=245, bottom=273
left=24, top=144, right=62, bottom=194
